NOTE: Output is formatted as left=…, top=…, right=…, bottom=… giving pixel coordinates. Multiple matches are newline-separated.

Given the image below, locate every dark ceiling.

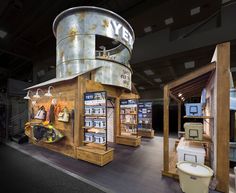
left=0, top=0, right=233, bottom=96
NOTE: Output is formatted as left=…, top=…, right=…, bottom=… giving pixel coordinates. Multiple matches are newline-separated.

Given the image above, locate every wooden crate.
left=116, top=135, right=141, bottom=147
left=138, top=129, right=154, bottom=138
left=76, top=146, right=114, bottom=166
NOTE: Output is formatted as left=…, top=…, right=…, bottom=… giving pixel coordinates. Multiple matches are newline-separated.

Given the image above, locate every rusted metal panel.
left=53, top=6, right=135, bottom=90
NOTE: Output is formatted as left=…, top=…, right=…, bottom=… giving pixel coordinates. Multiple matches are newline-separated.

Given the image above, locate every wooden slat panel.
left=168, top=62, right=216, bottom=89
left=30, top=80, right=77, bottom=147
left=172, top=80, right=207, bottom=95
left=171, top=73, right=210, bottom=93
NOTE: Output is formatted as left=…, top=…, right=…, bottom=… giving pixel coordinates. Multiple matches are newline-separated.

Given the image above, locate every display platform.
left=76, top=146, right=114, bottom=166
left=116, top=135, right=141, bottom=147
left=138, top=129, right=154, bottom=138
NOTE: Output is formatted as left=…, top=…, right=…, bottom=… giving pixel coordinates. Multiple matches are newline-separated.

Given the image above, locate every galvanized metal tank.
left=53, top=6, right=135, bottom=90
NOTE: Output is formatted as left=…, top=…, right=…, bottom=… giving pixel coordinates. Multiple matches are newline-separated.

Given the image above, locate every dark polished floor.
left=0, top=144, right=106, bottom=193
left=5, top=136, right=222, bottom=193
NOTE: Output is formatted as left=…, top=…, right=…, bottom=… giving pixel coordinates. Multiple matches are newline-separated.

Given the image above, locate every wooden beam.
left=163, top=85, right=170, bottom=172
left=174, top=87, right=204, bottom=98
left=171, top=75, right=209, bottom=94
left=215, top=42, right=230, bottom=193
left=181, top=91, right=202, bottom=99
left=172, top=82, right=207, bottom=96
left=178, top=102, right=181, bottom=132
left=168, top=62, right=216, bottom=89
left=169, top=92, right=182, bottom=104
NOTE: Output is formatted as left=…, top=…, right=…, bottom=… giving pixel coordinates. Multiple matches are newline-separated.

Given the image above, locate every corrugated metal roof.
left=25, top=67, right=101, bottom=90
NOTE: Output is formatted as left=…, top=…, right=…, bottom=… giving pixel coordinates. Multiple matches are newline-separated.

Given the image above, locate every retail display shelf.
left=83, top=126, right=106, bottom=130
left=120, top=113, right=137, bottom=115
left=83, top=91, right=108, bottom=151
left=121, top=122, right=137, bottom=125
left=83, top=114, right=106, bottom=117
left=83, top=141, right=106, bottom=146
left=183, top=115, right=214, bottom=119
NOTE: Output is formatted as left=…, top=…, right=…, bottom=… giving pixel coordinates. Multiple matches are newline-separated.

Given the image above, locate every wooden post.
left=215, top=42, right=230, bottom=193
left=75, top=76, right=86, bottom=147
left=163, top=85, right=170, bottom=173
left=115, top=97, right=121, bottom=138
left=178, top=102, right=181, bottom=132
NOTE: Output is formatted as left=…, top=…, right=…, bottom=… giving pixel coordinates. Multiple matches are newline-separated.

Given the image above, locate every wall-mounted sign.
left=138, top=102, right=152, bottom=129
left=84, top=91, right=106, bottom=106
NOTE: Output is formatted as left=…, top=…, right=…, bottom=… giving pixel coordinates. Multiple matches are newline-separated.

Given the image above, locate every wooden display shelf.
left=120, top=113, right=137, bottom=115
left=138, top=129, right=154, bottom=138
left=83, top=126, right=106, bottom=130
left=84, top=114, right=106, bottom=117
left=120, top=132, right=138, bottom=136
left=183, top=115, right=214, bottom=119
left=76, top=146, right=114, bottom=166
left=116, top=135, right=141, bottom=147
left=120, top=122, right=137, bottom=125
left=83, top=141, right=106, bottom=146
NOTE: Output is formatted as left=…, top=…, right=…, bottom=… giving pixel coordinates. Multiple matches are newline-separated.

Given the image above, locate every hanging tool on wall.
left=30, top=107, right=34, bottom=120
left=49, top=104, right=55, bottom=123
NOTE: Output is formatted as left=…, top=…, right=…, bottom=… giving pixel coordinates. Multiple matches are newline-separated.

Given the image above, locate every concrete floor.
left=0, top=144, right=106, bottom=193
left=6, top=136, right=233, bottom=193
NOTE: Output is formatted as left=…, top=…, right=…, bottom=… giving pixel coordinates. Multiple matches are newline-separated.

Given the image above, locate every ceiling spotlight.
left=33, top=88, right=44, bottom=98
left=49, top=65, right=55, bottom=69
left=44, top=86, right=54, bottom=97
left=138, top=86, right=145, bottom=90
left=144, top=26, right=152, bottom=33
left=0, top=30, right=7, bottom=38
left=24, top=90, right=32, bottom=100
left=154, top=78, right=162, bottom=83
left=144, top=69, right=154, bottom=76
left=178, top=93, right=183, bottom=97
left=165, top=17, right=174, bottom=25
left=184, top=61, right=195, bottom=69
left=190, top=7, right=200, bottom=16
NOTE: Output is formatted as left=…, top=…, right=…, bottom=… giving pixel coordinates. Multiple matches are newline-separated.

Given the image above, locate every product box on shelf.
left=93, top=119, right=106, bottom=128
left=184, top=122, right=203, bottom=140
left=85, top=119, right=93, bottom=127
left=93, top=107, right=105, bottom=115
left=85, top=107, right=93, bottom=115
left=177, top=138, right=205, bottom=164
left=185, top=103, right=203, bottom=116
left=94, top=133, right=106, bottom=144
left=85, top=133, right=94, bottom=142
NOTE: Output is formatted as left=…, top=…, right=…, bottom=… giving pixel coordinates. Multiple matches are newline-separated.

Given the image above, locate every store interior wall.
left=152, top=104, right=180, bottom=135
left=1, top=79, right=32, bottom=140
